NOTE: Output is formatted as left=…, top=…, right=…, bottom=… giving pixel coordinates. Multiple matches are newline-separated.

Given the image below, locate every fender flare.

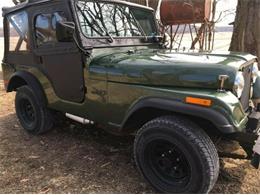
left=7, top=71, right=48, bottom=105
left=121, top=97, right=236, bottom=134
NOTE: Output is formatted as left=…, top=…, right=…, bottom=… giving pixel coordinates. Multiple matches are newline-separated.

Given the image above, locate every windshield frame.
left=73, top=0, right=160, bottom=46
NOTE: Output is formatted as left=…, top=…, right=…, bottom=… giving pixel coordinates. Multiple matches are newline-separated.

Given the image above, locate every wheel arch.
left=121, top=97, right=236, bottom=135
left=7, top=71, right=48, bottom=105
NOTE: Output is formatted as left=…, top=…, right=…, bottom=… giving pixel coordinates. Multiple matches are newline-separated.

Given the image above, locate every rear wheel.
left=134, top=116, right=219, bottom=193
left=15, top=86, right=53, bottom=135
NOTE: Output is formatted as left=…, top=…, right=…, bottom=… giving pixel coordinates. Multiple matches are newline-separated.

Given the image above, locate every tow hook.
left=251, top=136, right=260, bottom=169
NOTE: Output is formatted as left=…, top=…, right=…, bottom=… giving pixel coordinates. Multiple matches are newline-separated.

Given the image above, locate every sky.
left=215, top=0, right=238, bottom=26
left=0, top=0, right=237, bottom=27
left=0, top=0, right=14, bottom=27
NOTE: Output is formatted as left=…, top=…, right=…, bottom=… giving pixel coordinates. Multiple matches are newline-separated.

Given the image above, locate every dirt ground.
left=0, top=74, right=259, bottom=194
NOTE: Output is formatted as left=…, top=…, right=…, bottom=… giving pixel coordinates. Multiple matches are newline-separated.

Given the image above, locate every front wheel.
left=134, top=116, right=219, bottom=193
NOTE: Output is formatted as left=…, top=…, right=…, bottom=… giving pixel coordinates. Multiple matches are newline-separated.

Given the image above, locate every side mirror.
left=56, top=21, right=75, bottom=42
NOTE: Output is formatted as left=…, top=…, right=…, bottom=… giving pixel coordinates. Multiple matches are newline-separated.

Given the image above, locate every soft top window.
left=7, top=11, right=29, bottom=52
left=9, top=11, right=28, bottom=38
left=35, top=12, right=67, bottom=46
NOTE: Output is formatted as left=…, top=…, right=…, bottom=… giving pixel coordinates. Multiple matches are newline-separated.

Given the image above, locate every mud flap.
left=251, top=136, right=260, bottom=169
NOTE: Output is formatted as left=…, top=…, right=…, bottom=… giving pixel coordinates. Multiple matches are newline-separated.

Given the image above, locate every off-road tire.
left=15, top=85, right=53, bottom=135
left=134, top=115, right=219, bottom=193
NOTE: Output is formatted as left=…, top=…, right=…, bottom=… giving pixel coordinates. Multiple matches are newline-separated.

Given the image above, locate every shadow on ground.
left=0, top=112, right=154, bottom=193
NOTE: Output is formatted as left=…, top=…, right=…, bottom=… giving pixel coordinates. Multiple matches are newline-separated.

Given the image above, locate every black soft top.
left=2, top=0, right=154, bottom=16
left=2, top=0, right=50, bottom=16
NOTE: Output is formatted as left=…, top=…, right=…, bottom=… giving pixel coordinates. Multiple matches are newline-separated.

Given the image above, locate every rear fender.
left=7, top=71, right=48, bottom=105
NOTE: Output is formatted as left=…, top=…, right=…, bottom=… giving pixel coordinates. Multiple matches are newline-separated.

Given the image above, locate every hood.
left=91, top=49, right=256, bottom=90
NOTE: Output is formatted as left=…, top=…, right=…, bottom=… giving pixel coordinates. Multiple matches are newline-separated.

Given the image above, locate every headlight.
left=252, top=62, right=259, bottom=83
left=234, top=72, right=245, bottom=98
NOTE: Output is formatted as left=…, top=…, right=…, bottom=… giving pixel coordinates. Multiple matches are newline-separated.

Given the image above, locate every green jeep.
left=2, top=0, right=260, bottom=193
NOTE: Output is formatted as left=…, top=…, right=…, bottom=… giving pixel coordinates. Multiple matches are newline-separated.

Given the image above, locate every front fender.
left=121, top=91, right=247, bottom=134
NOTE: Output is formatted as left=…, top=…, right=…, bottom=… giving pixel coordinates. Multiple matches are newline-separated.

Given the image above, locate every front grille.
left=240, top=65, right=253, bottom=111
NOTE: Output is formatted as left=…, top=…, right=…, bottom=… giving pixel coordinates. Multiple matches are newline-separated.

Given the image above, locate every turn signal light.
left=185, top=97, right=212, bottom=107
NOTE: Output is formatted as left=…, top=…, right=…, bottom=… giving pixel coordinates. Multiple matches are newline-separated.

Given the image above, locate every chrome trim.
left=65, top=113, right=94, bottom=125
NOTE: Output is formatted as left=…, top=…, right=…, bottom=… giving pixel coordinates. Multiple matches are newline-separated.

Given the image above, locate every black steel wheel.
left=146, top=139, right=191, bottom=187
left=134, top=116, right=219, bottom=193
left=18, top=98, right=37, bottom=129
left=15, top=85, right=53, bottom=135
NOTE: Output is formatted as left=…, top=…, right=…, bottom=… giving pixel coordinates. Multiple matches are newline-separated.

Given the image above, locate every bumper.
left=251, top=136, right=260, bottom=169
left=228, top=111, right=260, bottom=169
left=246, top=111, right=260, bottom=169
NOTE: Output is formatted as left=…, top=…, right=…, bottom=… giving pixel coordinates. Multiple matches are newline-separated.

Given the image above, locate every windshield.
left=76, top=0, right=158, bottom=38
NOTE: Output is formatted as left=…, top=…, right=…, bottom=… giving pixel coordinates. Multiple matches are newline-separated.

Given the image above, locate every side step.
left=65, top=113, right=94, bottom=125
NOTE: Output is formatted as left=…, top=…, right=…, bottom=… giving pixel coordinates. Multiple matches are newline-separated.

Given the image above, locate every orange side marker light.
left=185, top=97, right=212, bottom=107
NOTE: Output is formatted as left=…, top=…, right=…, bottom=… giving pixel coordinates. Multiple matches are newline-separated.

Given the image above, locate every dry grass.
left=0, top=81, right=259, bottom=193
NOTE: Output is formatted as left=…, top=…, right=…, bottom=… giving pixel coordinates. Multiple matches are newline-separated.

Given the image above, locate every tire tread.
left=134, top=115, right=219, bottom=193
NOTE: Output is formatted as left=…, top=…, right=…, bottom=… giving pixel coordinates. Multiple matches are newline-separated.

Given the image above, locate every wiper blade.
left=101, top=29, right=114, bottom=43
left=130, top=10, right=148, bottom=41
left=105, top=32, right=114, bottom=43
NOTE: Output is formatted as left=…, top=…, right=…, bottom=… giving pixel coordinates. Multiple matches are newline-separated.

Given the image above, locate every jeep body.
left=2, top=0, right=260, bottom=193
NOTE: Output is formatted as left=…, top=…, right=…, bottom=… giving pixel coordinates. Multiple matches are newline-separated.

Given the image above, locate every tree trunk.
left=230, top=0, right=260, bottom=59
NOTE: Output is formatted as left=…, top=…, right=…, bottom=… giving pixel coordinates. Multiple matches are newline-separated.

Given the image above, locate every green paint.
left=2, top=0, right=258, bottom=136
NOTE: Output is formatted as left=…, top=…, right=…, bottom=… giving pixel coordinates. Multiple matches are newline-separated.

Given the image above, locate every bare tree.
left=230, top=0, right=260, bottom=59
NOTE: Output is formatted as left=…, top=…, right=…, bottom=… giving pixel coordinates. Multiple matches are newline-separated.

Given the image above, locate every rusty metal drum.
left=160, top=0, right=212, bottom=25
